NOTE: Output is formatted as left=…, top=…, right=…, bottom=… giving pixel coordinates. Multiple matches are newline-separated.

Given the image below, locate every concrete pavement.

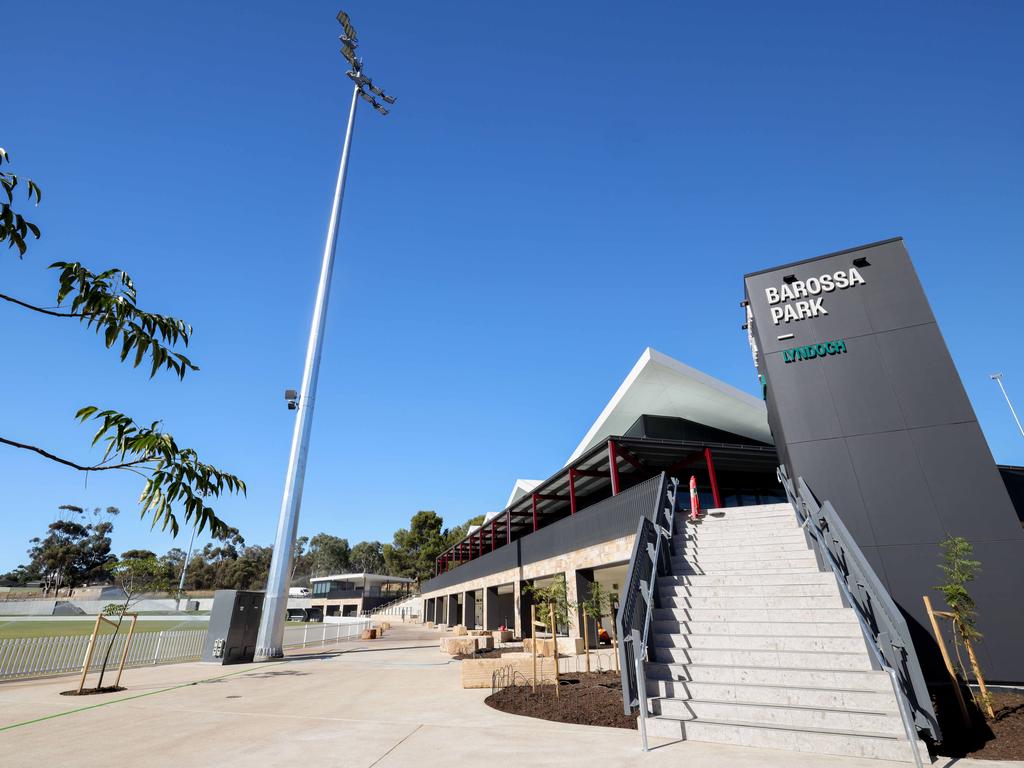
left=0, top=623, right=1018, bottom=767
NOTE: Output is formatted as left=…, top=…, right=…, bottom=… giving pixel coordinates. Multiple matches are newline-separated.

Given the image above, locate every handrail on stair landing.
left=614, top=473, right=680, bottom=752
left=777, top=464, right=940, bottom=756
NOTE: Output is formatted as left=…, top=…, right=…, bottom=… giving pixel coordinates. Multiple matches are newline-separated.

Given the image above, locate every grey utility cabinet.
left=201, top=590, right=264, bottom=665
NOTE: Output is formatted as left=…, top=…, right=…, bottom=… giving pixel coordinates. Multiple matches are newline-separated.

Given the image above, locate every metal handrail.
left=614, top=474, right=679, bottom=752
left=778, top=465, right=939, bottom=757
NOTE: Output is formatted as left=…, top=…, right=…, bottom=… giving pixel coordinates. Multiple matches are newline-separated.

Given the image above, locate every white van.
left=288, top=587, right=311, bottom=598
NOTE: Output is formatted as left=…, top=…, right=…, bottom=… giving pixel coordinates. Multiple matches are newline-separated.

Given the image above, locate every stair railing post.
left=632, top=628, right=649, bottom=752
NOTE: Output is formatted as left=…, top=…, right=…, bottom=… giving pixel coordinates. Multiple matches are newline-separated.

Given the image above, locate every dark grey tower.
left=744, top=238, right=1024, bottom=682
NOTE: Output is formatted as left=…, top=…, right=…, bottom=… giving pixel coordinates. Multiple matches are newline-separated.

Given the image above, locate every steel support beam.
left=608, top=440, right=621, bottom=495
left=704, top=446, right=723, bottom=509
left=569, top=468, right=577, bottom=515
left=532, top=493, right=539, bottom=532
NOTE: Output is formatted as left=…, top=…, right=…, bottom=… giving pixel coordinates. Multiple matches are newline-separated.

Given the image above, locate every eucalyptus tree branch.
left=0, top=292, right=85, bottom=317
left=0, top=436, right=150, bottom=472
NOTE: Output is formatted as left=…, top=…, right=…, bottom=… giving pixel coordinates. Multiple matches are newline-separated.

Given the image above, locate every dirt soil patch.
left=485, top=671, right=637, bottom=730
left=937, top=689, right=1024, bottom=760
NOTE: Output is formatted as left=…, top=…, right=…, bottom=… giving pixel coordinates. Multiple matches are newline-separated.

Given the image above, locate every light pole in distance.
left=990, top=372, right=1024, bottom=440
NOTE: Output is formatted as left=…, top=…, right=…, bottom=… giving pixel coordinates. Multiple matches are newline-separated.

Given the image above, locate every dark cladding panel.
left=909, top=423, right=1024, bottom=540
left=763, top=352, right=843, bottom=444
left=845, top=431, right=944, bottom=546
left=875, top=324, right=977, bottom=429
left=819, top=335, right=906, bottom=437
left=745, top=238, right=1024, bottom=682
left=786, top=439, right=877, bottom=547
left=854, top=240, right=935, bottom=332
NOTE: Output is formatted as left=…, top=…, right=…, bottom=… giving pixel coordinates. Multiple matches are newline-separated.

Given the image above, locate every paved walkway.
left=0, top=624, right=1017, bottom=767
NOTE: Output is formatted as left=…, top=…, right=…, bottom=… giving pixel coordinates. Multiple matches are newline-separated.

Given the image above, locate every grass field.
left=0, top=619, right=208, bottom=640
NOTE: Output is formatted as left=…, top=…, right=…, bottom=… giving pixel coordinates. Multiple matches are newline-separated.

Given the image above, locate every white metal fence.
left=0, top=629, right=207, bottom=682
left=283, top=618, right=371, bottom=650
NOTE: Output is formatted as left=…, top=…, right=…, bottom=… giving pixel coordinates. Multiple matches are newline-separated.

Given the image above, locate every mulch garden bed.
left=485, top=671, right=637, bottom=730
left=936, top=689, right=1024, bottom=760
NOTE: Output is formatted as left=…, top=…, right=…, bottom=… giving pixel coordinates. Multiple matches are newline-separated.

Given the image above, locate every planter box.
left=360, top=629, right=377, bottom=640
left=492, top=630, right=514, bottom=643
left=449, top=624, right=467, bottom=636
left=461, top=655, right=558, bottom=689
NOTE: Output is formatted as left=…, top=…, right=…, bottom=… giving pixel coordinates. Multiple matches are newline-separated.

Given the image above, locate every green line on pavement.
left=0, top=661, right=285, bottom=733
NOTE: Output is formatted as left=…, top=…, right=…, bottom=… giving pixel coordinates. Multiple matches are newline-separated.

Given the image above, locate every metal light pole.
left=177, top=524, right=197, bottom=596
left=990, top=372, right=1024, bottom=439
left=254, top=10, right=395, bottom=661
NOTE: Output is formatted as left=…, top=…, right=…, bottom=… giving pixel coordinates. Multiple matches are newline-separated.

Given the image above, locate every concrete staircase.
left=644, top=503, right=929, bottom=763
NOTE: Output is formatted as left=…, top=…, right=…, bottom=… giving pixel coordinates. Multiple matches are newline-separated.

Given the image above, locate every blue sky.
left=2, top=1, right=1022, bottom=570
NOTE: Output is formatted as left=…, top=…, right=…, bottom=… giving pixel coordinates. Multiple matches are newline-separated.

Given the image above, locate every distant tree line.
left=1, top=505, right=488, bottom=594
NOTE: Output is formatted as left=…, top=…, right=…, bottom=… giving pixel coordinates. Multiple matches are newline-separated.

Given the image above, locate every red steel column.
left=704, top=446, right=723, bottom=509
left=479, top=528, right=484, bottom=558
left=506, top=510, right=511, bottom=544
left=532, top=493, right=539, bottom=532
left=608, top=440, right=621, bottom=495
left=491, top=519, right=496, bottom=551
left=569, top=469, right=578, bottom=515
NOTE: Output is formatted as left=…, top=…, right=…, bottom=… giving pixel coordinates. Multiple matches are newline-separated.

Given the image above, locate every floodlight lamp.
left=991, top=372, right=1004, bottom=381
left=284, top=389, right=297, bottom=400
left=336, top=10, right=357, bottom=42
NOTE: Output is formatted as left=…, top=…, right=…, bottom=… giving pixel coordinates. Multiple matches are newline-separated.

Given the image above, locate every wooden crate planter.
left=491, top=630, right=513, bottom=643
left=461, top=655, right=557, bottom=689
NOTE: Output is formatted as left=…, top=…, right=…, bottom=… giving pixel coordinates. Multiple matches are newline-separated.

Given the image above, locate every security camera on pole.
left=254, top=10, right=396, bottom=661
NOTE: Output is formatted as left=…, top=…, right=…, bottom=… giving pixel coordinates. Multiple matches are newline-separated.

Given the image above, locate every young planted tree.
left=936, top=535, right=993, bottom=718
left=525, top=576, right=572, bottom=646
left=0, top=147, right=244, bottom=537
left=578, top=581, right=611, bottom=672
left=93, top=554, right=174, bottom=690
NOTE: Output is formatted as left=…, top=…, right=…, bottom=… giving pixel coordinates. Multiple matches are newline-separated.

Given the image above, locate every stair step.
left=683, top=516, right=797, bottom=531
left=645, top=716, right=927, bottom=763
left=681, top=523, right=805, bottom=538
left=658, top=582, right=837, bottom=598
left=650, top=646, right=873, bottom=671
left=651, top=619, right=862, bottom=637
left=644, top=662, right=891, bottom=691
left=652, top=606, right=857, bottom=624
left=672, top=553, right=817, bottom=568
left=650, top=633, right=867, bottom=653
left=675, top=561, right=819, bottom=573
left=646, top=678, right=899, bottom=713
left=672, top=539, right=810, bottom=554
left=658, top=572, right=834, bottom=587
left=650, top=697, right=904, bottom=736
left=660, top=595, right=843, bottom=610
left=696, top=506, right=794, bottom=519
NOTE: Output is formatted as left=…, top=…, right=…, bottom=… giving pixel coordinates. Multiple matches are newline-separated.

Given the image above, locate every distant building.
left=309, top=572, right=415, bottom=617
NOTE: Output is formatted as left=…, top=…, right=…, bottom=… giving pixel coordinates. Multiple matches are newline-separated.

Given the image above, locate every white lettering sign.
left=764, top=268, right=865, bottom=325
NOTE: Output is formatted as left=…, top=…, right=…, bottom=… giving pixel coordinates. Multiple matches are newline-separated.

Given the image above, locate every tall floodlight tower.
left=255, top=10, right=396, bottom=661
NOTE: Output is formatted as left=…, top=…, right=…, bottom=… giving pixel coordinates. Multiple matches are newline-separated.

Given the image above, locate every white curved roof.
left=565, top=347, right=772, bottom=465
